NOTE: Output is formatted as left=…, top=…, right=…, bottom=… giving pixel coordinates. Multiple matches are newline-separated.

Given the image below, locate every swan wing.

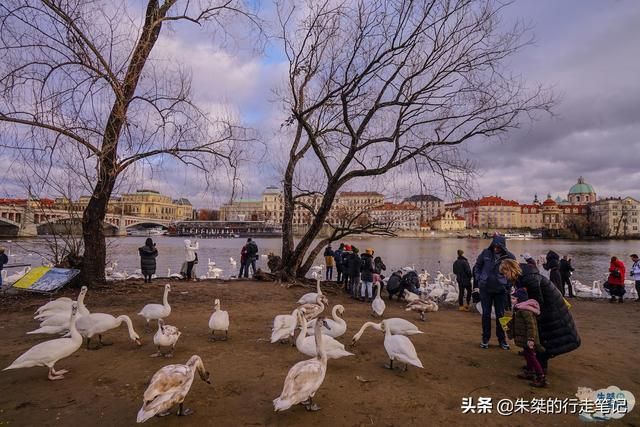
left=297, top=293, right=317, bottom=305
left=385, top=335, right=423, bottom=368
left=273, top=360, right=325, bottom=411
left=5, top=338, right=81, bottom=370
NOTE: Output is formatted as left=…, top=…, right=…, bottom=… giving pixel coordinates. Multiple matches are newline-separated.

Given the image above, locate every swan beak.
left=135, top=339, right=142, bottom=346
left=204, top=371, right=211, bottom=384
left=322, top=320, right=331, bottom=330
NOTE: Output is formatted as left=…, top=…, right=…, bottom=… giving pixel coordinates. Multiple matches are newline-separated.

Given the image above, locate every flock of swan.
left=3, top=277, right=430, bottom=422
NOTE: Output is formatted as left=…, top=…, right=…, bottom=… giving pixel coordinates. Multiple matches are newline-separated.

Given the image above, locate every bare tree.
left=0, top=0, right=260, bottom=284
left=274, top=0, right=554, bottom=279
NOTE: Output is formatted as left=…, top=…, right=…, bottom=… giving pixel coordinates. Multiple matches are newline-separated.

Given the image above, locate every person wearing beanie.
left=507, top=285, right=546, bottom=388
left=453, top=249, right=473, bottom=311
left=333, top=243, right=345, bottom=283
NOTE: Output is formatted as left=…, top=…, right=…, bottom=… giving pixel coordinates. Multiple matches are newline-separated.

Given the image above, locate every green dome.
left=568, top=177, right=594, bottom=195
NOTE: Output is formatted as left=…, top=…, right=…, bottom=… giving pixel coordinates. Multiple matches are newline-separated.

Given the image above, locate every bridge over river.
left=0, top=204, right=171, bottom=237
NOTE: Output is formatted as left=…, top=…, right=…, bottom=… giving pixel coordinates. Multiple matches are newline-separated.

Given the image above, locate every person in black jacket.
left=386, top=270, right=403, bottom=300
left=453, top=249, right=473, bottom=311
left=341, top=245, right=352, bottom=292
left=473, top=235, right=515, bottom=350
left=360, top=249, right=375, bottom=302
left=348, top=247, right=362, bottom=299
left=542, top=250, right=562, bottom=294
left=559, top=255, right=575, bottom=297
left=501, top=259, right=581, bottom=374
left=138, top=238, right=158, bottom=283
left=333, top=243, right=344, bottom=283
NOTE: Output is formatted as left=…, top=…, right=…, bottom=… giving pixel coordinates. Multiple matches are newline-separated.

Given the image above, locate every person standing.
left=473, top=235, right=515, bottom=350
left=348, top=247, right=362, bottom=299
left=341, top=245, right=352, bottom=291
left=542, top=251, right=562, bottom=294
left=239, top=243, right=248, bottom=278
left=334, top=243, right=344, bottom=283
left=607, top=256, right=626, bottom=303
left=138, top=238, right=158, bottom=283
left=629, top=254, right=640, bottom=302
left=0, top=247, right=8, bottom=288
left=559, top=255, right=575, bottom=297
left=507, top=287, right=546, bottom=387
left=360, top=248, right=375, bottom=302
left=324, top=245, right=335, bottom=281
left=501, top=259, right=581, bottom=376
left=373, top=255, right=386, bottom=290
left=453, top=249, right=473, bottom=311
left=183, top=239, right=198, bottom=281
left=245, top=238, right=259, bottom=277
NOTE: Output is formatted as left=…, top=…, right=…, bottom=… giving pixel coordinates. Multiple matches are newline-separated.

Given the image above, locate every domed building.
left=567, top=176, right=596, bottom=205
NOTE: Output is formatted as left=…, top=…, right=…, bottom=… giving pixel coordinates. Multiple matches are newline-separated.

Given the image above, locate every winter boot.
left=530, top=375, right=547, bottom=388
left=517, top=370, right=535, bottom=380
left=458, top=306, right=466, bottom=311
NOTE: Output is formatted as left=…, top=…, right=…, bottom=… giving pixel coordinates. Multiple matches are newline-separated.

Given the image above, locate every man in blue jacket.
left=473, top=235, right=515, bottom=349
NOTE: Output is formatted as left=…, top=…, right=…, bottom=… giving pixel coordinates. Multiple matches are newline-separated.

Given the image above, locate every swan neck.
left=354, top=321, right=375, bottom=341
left=296, top=315, right=308, bottom=348
left=314, top=320, right=326, bottom=361
left=316, top=279, right=322, bottom=294
left=163, top=287, right=170, bottom=307
left=117, top=315, right=136, bottom=338
left=68, top=311, right=81, bottom=341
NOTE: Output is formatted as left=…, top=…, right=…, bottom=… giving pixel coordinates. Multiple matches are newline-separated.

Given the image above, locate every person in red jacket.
left=607, top=256, right=626, bottom=303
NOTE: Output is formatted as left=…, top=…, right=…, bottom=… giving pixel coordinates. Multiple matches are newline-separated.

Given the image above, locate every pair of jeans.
left=479, top=288, right=506, bottom=344
left=336, top=268, right=342, bottom=283
left=326, top=266, right=333, bottom=281
left=561, top=274, right=574, bottom=296
left=239, top=262, right=246, bottom=278
left=523, top=347, right=544, bottom=376
left=361, top=281, right=373, bottom=299
left=244, top=259, right=256, bottom=277
left=458, top=284, right=472, bottom=306
left=350, top=274, right=360, bottom=298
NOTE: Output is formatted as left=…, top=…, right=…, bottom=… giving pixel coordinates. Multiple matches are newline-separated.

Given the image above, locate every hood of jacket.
left=184, top=239, right=191, bottom=246
left=139, top=245, right=156, bottom=254
left=543, top=250, right=560, bottom=270
left=514, top=298, right=541, bottom=315
left=489, top=235, right=507, bottom=252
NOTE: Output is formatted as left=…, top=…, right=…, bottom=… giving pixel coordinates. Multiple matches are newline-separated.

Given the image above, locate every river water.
left=3, top=236, right=640, bottom=285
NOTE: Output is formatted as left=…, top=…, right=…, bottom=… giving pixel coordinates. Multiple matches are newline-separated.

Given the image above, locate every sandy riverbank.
left=0, top=279, right=638, bottom=426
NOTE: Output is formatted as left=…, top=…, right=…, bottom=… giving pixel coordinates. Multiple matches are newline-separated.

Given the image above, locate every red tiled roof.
left=339, top=191, right=384, bottom=197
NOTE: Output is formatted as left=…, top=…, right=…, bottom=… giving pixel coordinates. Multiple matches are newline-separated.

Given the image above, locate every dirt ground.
left=0, top=279, right=638, bottom=427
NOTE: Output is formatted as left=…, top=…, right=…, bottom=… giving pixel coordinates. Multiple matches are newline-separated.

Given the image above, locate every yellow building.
left=220, top=199, right=264, bottom=221
left=430, top=210, right=466, bottom=231
left=118, top=190, right=193, bottom=220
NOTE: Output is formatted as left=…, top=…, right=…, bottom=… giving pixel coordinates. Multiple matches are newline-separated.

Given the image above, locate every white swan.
left=28, top=286, right=90, bottom=334
left=208, top=298, right=229, bottom=341
left=136, top=355, right=210, bottom=422
left=273, top=317, right=329, bottom=412
left=271, top=308, right=303, bottom=344
left=351, top=318, right=423, bottom=345
left=306, top=305, right=346, bottom=338
left=167, top=268, right=182, bottom=280
left=34, top=297, right=73, bottom=316
left=138, top=284, right=171, bottom=330
left=75, top=313, right=141, bottom=349
left=381, top=319, right=423, bottom=371
left=4, top=303, right=82, bottom=380
left=402, top=289, right=420, bottom=302
left=405, top=298, right=439, bottom=321
left=151, top=319, right=181, bottom=358
left=299, top=294, right=328, bottom=321
left=297, top=278, right=323, bottom=305
left=5, top=266, right=31, bottom=285
left=371, top=282, right=385, bottom=317
left=296, top=311, right=353, bottom=360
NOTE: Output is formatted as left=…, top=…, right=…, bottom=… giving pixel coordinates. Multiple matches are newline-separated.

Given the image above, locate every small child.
left=508, top=288, right=546, bottom=387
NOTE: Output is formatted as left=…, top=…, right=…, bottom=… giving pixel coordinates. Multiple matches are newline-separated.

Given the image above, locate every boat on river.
left=127, top=226, right=168, bottom=237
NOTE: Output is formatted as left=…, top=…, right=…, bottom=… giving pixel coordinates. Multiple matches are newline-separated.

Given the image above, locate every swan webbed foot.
left=419, top=313, right=425, bottom=321
left=402, top=364, right=409, bottom=372
left=157, top=411, right=172, bottom=417
left=98, top=335, right=113, bottom=346
left=302, top=398, right=320, bottom=411
left=164, top=352, right=174, bottom=358
left=177, top=403, right=193, bottom=416
left=48, top=367, right=65, bottom=380
left=384, top=360, right=394, bottom=370
left=150, top=352, right=162, bottom=358
left=221, top=331, right=228, bottom=341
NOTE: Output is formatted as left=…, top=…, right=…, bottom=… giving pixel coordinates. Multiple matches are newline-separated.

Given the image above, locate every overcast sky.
left=1, top=0, right=638, bottom=208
